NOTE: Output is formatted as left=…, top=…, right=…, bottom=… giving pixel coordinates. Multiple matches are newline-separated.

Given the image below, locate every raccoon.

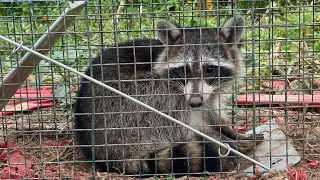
left=74, top=15, right=264, bottom=176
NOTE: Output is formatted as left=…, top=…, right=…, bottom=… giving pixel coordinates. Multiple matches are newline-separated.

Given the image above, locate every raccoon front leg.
left=220, top=125, right=264, bottom=141
left=220, top=126, right=264, bottom=153
left=209, top=128, right=263, bottom=154
left=147, top=141, right=237, bottom=175
left=206, top=111, right=264, bottom=143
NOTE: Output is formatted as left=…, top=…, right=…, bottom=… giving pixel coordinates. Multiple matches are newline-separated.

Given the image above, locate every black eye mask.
left=204, top=65, right=233, bottom=85
left=169, top=66, right=190, bottom=85
left=168, top=64, right=233, bottom=85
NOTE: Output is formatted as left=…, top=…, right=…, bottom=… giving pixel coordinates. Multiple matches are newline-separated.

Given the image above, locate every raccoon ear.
left=156, top=20, right=182, bottom=45
left=220, top=15, right=245, bottom=43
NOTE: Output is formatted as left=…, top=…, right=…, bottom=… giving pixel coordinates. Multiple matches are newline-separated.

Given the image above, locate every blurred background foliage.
left=0, top=0, right=319, bottom=106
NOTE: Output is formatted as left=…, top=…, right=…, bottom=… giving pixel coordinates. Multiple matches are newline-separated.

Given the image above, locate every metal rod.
left=0, top=35, right=271, bottom=171
left=0, top=0, right=85, bottom=112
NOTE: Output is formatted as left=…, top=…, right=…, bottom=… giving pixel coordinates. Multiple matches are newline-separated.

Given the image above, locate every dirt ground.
left=1, top=106, right=320, bottom=179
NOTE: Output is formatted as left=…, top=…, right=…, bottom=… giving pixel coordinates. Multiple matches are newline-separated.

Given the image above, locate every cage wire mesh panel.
left=0, top=0, right=320, bottom=179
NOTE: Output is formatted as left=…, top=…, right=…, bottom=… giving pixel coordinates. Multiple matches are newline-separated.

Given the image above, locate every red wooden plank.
left=14, top=86, right=53, bottom=94
left=1, top=87, right=56, bottom=117
left=236, top=94, right=320, bottom=105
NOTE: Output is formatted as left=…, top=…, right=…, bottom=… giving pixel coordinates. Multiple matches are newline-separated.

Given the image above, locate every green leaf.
left=54, top=86, right=69, bottom=98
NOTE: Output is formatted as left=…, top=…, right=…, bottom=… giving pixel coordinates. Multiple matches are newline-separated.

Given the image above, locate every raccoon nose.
left=188, top=95, right=203, bottom=107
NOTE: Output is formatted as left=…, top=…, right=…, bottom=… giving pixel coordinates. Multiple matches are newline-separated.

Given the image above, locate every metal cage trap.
left=0, top=0, right=319, bottom=179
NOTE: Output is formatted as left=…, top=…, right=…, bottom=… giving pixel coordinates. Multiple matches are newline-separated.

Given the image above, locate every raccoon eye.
left=206, top=65, right=215, bottom=74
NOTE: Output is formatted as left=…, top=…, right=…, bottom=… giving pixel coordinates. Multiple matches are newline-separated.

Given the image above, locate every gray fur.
left=74, top=16, right=263, bottom=176
left=156, top=20, right=182, bottom=45
left=220, top=15, right=245, bottom=43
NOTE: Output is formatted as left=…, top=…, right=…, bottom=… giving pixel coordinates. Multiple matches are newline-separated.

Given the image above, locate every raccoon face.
left=154, top=16, right=245, bottom=108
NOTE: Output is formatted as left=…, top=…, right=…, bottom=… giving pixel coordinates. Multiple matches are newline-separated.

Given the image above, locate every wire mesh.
left=0, top=0, right=319, bottom=179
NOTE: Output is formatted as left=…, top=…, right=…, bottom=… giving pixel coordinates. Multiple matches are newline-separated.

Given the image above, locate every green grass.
left=0, top=0, right=319, bottom=106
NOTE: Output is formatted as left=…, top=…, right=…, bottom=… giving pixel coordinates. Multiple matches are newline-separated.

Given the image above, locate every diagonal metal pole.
left=0, top=35, right=271, bottom=172
left=0, top=1, right=85, bottom=111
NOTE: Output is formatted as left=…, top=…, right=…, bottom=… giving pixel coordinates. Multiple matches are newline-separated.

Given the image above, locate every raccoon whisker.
left=167, top=72, right=185, bottom=92
left=217, top=70, right=234, bottom=79
left=169, top=72, right=185, bottom=83
left=179, top=84, right=185, bottom=92
left=205, top=78, right=219, bottom=85
left=169, top=71, right=183, bottom=79
left=205, top=72, right=232, bottom=85
left=176, top=82, right=185, bottom=92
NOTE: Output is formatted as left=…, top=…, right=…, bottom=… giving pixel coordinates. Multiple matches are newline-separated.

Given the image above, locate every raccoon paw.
left=219, top=145, right=238, bottom=171
left=244, top=133, right=265, bottom=143
left=235, top=134, right=264, bottom=153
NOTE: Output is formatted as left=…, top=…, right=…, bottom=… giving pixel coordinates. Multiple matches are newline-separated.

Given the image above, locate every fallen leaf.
left=233, top=125, right=253, bottom=132
left=304, top=157, right=320, bottom=168
left=71, top=172, right=87, bottom=180
left=0, top=140, right=16, bottom=161
left=261, top=117, right=268, bottom=123
left=286, top=166, right=307, bottom=180
left=1, top=150, right=34, bottom=179
left=208, top=174, right=220, bottom=180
